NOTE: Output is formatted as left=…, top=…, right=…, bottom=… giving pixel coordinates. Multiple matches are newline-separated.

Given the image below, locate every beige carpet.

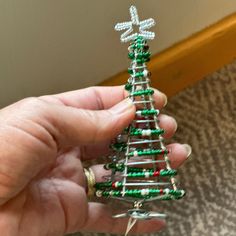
left=73, top=60, right=236, bottom=236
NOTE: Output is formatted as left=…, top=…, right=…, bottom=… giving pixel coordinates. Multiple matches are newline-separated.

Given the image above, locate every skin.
left=0, top=86, right=189, bottom=235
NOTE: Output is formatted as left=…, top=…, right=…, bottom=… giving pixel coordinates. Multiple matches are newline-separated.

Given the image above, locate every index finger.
left=45, top=86, right=167, bottom=110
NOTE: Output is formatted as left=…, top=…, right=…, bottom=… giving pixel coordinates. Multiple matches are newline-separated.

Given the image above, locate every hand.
left=0, top=86, right=190, bottom=235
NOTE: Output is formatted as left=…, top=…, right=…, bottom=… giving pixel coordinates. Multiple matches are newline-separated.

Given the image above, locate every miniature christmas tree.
left=94, top=5, right=185, bottom=234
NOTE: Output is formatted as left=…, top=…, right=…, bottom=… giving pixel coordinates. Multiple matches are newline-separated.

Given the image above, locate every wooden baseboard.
left=100, top=13, right=236, bottom=97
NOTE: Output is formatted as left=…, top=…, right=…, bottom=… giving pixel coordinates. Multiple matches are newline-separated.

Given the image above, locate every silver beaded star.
left=114, top=5, right=156, bottom=43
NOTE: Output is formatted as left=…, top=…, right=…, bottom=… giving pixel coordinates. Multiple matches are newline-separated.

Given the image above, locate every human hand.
left=0, top=86, right=191, bottom=235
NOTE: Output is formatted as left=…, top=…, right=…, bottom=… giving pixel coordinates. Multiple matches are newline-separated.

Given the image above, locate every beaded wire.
left=94, top=5, right=185, bottom=235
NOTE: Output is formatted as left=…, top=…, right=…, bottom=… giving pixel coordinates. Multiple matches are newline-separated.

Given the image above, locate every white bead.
left=130, top=5, right=139, bottom=25
left=146, top=129, right=151, bottom=136
left=164, top=188, right=170, bottom=195
left=181, top=190, right=185, bottom=196
left=140, top=31, right=155, bottom=40
left=140, top=18, right=155, bottom=29
left=141, top=188, right=149, bottom=196
left=133, top=151, right=138, bottom=157
left=96, top=190, right=102, bottom=197
left=114, top=6, right=156, bottom=43
left=144, top=172, right=150, bottom=178
left=143, top=69, right=148, bottom=77
left=141, top=189, right=145, bottom=196
left=141, top=189, right=149, bottom=196
left=115, top=182, right=119, bottom=188
left=136, top=111, right=142, bottom=117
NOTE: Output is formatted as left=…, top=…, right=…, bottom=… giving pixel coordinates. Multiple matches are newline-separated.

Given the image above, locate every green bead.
left=150, top=189, right=155, bottom=194
left=136, top=52, right=151, bottom=59
left=140, top=149, right=161, bottom=156
left=131, top=89, right=154, bottom=96
left=130, top=129, right=142, bottom=135
left=141, top=109, right=158, bottom=115
left=136, top=58, right=150, bottom=64
left=135, top=72, right=142, bottom=78
left=98, top=188, right=185, bottom=200
left=110, top=142, right=127, bottom=151
left=125, top=83, right=132, bottom=91
left=134, top=36, right=145, bottom=42
left=127, top=172, right=144, bottom=178
left=127, top=167, right=140, bottom=172
left=95, top=181, right=112, bottom=189
left=135, top=58, right=144, bottom=64
left=123, top=127, right=129, bottom=132
left=136, top=43, right=143, bottom=49
left=144, top=52, right=151, bottom=58
left=128, top=68, right=133, bottom=74
left=130, top=42, right=147, bottom=50
left=152, top=129, right=165, bottom=135
left=103, top=191, right=109, bottom=197
left=135, top=39, right=143, bottom=44
left=128, top=52, right=135, bottom=59
left=160, top=169, right=177, bottom=176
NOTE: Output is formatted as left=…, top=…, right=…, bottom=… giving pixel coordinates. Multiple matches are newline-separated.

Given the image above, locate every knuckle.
left=16, top=97, right=49, bottom=115
left=19, top=97, right=44, bottom=108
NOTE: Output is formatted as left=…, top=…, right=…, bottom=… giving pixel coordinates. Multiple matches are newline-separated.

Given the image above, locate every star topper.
left=114, top=5, right=156, bottom=43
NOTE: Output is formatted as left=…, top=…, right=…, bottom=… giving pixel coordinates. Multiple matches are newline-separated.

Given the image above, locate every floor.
left=73, top=60, right=236, bottom=236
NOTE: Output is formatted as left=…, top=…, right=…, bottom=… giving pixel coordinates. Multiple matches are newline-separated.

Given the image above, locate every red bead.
left=159, top=189, right=163, bottom=194
left=161, top=149, right=169, bottom=155
left=153, top=171, right=159, bottom=177
left=112, top=182, right=116, bottom=188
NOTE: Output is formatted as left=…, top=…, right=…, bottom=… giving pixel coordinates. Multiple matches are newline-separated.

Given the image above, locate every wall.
left=1, top=0, right=236, bottom=106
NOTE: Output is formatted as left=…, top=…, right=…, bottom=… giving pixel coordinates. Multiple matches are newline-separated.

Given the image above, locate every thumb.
left=52, top=98, right=135, bottom=147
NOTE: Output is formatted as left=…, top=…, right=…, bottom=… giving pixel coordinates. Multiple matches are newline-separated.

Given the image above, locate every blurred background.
left=1, top=0, right=236, bottom=106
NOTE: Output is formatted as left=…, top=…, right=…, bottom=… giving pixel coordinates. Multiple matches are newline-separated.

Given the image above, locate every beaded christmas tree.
left=95, top=5, right=185, bottom=234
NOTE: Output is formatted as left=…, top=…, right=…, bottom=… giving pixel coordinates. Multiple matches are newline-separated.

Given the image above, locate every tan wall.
left=1, top=0, right=236, bottom=106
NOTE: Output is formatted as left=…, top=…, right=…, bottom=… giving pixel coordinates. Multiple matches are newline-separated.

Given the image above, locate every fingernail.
left=110, top=98, right=134, bottom=114
left=162, top=93, right=168, bottom=107
left=182, top=144, right=192, bottom=158
left=172, top=117, right=178, bottom=132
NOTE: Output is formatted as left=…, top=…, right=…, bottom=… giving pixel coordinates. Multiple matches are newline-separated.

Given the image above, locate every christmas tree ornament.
left=94, top=5, right=185, bottom=235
